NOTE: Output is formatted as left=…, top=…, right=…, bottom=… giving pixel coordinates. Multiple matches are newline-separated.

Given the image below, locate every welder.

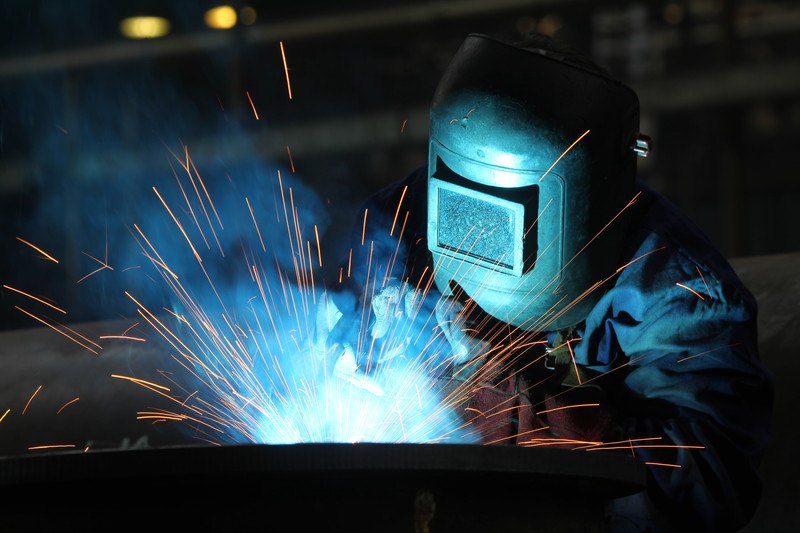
left=320, top=33, right=772, bottom=531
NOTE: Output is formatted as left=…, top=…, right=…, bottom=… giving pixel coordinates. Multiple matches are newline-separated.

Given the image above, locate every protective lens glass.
left=429, top=157, right=539, bottom=277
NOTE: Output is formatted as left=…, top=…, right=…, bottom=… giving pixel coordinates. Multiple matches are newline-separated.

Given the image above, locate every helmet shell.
left=427, top=34, right=640, bottom=331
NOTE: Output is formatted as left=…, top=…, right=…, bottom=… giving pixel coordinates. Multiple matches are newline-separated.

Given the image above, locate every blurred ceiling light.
left=240, top=6, right=257, bottom=26
left=537, top=13, right=563, bottom=37
left=205, top=5, right=238, bottom=29
left=120, top=16, right=171, bottom=39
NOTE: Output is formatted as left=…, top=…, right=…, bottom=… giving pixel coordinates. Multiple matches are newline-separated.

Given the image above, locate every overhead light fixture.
left=120, top=16, right=171, bottom=39
left=205, top=5, right=238, bottom=30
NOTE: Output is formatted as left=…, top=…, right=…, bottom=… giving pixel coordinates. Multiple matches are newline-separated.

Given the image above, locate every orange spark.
left=188, top=152, right=224, bottom=230
left=552, top=191, right=644, bottom=292
left=153, top=186, right=203, bottom=264
left=645, top=462, right=682, bottom=468
left=539, top=129, right=590, bottom=182
left=575, top=437, right=662, bottom=450
left=524, top=192, right=647, bottom=335
left=56, top=397, right=80, bottom=415
left=614, top=246, right=668, bottom=274
left=111, top=374, right=171, bottom=392
left=142, top=253, right=179, bottom=281
left=76, top=252, right=114, bottom=284
left=56, top=320, right=103, bottom=350
left=586, top=444, right=705, bottom=452
left=169, top=157, right=211, bottom=251
left=307, top=240, right=317, bottom=304
left=0, top=408, right=9, bottom=424
left=524, top=198, right=553, bottom=238
left=98, top=335, right=146, bottom=342
left=133, top=224, right=179, bottom=280
left=390, top=185, right=408, bottom=237
left=314, top=225, right=323, bottom=267
left=521, top=437, right=602, bottom=447
left=676, top=282, right=705, bottom=301
left=286, top=145, right=296, bottom=173
left=246, top=197, right=267, bottom=252
left=162, top=147, right=224, bottom=257
left=22, top=385, right=42, bottom=415
left=535, top=403, right=600, bottom=416
left=696, top=266, right=713, bottom=300
left=279, top=41, right=293, bottom=100
left=566, top=340, right=582, bottom=385
left=76, top=265, right=110, bottom=284
left=14, top=306, right=100, bottom=354
left=82, top=251, right=114, bottom=269
left=400, top=119, right=408, bottom=133
left=361, top=208, right=369, bottom=245
left=246, top=90, right=259, bottom=120
left=2, top=285, right=66, bottom=314
left=677, top=343, right=740, bottom=363
left=28, top=444, right=76, bottom=451
left=484, top=425, right=551, bottom=445
left=16, top=237, right=59, bottom=263
left=181, top=390, right=199, bottom=408
left=161, top=307, right=186, bottom=323
left=122, top=322, right=140, bottom=336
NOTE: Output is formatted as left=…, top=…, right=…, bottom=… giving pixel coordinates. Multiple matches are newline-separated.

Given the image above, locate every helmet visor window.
left=437, top=187, right=516, bottom=269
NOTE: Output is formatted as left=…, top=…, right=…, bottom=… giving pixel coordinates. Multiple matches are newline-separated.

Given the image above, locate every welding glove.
left=434, top=296, right=492, bottom=382
left=319, top=278, right=457, bottom=395
left=314, top=290, right=384, bottom=396
left=368, top=279, right=422, bottom=363
left=538, top=384, right=615, bottom=444
left=534, top=337, right=615, bottom=443
left=316, top=281, right=423, bottom=396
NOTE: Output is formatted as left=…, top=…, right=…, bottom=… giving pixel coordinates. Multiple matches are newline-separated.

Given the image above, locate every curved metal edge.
left=0, top=443, right=646, bottom=496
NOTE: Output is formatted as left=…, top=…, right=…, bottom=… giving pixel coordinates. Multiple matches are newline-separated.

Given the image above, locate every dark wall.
left=1, top=0, right=799, bottom=329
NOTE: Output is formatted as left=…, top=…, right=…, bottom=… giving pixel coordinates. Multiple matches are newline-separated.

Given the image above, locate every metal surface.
left=0, top=317, right=644, bottom=530
left=0, top=0, right=572, bottom=78
left=0, top=443, right=645, bottom=531
left=732, top=253, right=800, bottom=533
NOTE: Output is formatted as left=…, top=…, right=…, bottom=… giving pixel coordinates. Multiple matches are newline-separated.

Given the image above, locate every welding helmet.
left=427, top=34, right=648, bottom=331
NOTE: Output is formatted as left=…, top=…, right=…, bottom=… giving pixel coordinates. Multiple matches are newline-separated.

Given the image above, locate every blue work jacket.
left=333, top=166, right=772, bottom=532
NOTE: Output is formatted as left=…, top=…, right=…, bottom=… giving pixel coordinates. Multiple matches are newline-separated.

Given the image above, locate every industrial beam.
left=1, top=57, right=798, bottom=194
left=0, top=0, right=568, bottom=78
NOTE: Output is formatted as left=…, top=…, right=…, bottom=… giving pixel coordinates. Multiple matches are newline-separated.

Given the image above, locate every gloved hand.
left=313, top=289, right=384, bottom=396
left=457, top=377, right=614, bottom=446
left=315, top=279, right=437, bottom=396
left=367, top=279, right=421, bottom=364
left=537, top=385, right=614, bottom=444
left=434, top=296, right=491, bottom=382
left=316, top=280, right=501, bottom=395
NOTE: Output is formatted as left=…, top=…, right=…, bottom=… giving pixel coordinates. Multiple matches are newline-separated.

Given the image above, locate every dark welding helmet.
left=427, top=34, right=648, bottom=332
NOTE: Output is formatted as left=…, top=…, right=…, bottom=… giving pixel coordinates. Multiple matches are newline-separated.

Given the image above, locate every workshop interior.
left=0, top=1, right=798, bottom=531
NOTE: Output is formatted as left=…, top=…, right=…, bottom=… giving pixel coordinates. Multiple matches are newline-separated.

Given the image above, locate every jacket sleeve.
left=578, top=243, right=773, bottom=531
left=326, top=168, right=433, bottom=348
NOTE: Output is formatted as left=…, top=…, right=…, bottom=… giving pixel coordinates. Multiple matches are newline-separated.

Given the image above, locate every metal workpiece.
left=0, top=443, right=645, bottom=532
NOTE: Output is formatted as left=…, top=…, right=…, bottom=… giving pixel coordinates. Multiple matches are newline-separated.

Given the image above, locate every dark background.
left=1, top=0, right=799, bottom=330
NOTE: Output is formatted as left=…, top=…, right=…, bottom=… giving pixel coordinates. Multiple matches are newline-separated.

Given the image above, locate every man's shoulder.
left=366, top=165, right=428, bottom=212
left=614, top=182, right=753, bottom=309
